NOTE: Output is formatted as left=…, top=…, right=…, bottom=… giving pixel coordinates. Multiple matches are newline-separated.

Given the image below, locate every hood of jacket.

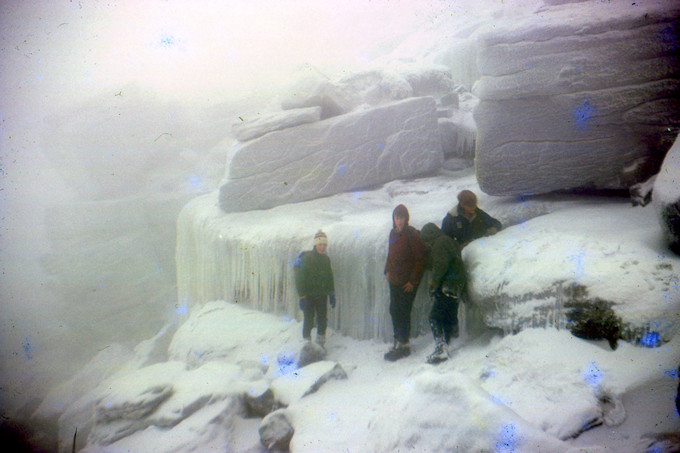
left=419, top=222, right=443, bottom=246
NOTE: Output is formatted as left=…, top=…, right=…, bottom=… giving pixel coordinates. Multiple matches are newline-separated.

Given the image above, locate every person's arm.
left=481, top=210, right=502, bottom=234
left=408, top=227, right=427, bottom=289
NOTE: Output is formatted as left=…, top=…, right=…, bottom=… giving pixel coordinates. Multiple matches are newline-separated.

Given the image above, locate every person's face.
left=461, top=203, right=476, bottom=216
left=394, top=216, right=407, bottom=232
left=315, top=243, right=327, bottom=254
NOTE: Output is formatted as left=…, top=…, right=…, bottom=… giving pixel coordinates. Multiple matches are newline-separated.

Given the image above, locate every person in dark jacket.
left=442, top=190, right=502, bottom=247
left=419, top=223, right=467, bottom=364
left=295, top=230, right=336, bottom=348
left=383, top=204, right=426, bottom=361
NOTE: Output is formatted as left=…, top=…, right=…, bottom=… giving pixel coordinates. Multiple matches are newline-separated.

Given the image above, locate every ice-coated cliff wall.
left=176, top=192, right=434, bottom=342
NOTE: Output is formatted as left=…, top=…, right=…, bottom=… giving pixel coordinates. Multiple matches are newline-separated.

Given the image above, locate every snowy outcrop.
left=259, top=409, right=294, bottom=451
left=464, top=204, right=680, bottom=343
left=231, top=106, right=322, bottom=142
left=653, top=135, right=680, bottom=254
left=270, top=361, right=347, bottom=407
left=220, top=96, right=443, bottom=212
left=473, top=0, right=680, bottom=196
left=367, top=369, right=569, bottom=451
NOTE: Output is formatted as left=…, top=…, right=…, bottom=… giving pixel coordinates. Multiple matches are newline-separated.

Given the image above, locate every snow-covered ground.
left=34, top=170, right=680, bottom=452
left=45, top=297, right=679, bottom=452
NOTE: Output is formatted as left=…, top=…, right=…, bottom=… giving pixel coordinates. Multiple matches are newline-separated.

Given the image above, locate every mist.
left=0, top=0, right=505, bottom=416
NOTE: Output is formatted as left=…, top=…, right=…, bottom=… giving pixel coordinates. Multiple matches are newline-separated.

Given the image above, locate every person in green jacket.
left=295, top=230, right=336, bottom=348
left=419, top=222, right=467, bottom=364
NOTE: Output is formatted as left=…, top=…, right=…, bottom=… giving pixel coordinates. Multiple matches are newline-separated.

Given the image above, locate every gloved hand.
left=299, top=297, right=308, bottom=311
left=328, top=293, right=336, bottom=309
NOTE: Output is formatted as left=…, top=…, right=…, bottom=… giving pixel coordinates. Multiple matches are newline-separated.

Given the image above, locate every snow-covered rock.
left=653, top=134, right=680, bottom=254
left=367, top=369, right=570, bottom=452
left=297, top=341, right=327, bottom=368
left=473, top=0, right=680, bottom=196
left=259, top=409, right=294, bottom=451
left=464, top=203, right=680, bottom=342
left=231, top=106, right=322, bottom=142
left=167, top=301, right=301, bottom=368
left=243, top=381, right=277, bottom=417
left=270, top=361, right=347, bottom=407
left=219, top=96, right=444, bottom=212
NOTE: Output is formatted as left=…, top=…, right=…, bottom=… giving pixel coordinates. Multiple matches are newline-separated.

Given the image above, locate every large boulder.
left=219, top=96, right=443, bottom=212
left=259, top=409, right=294, bottom=451
left=653, top=134, right=680, bottom=254
left=463, top=203, right=680, bottom=343
left=231, top=107, right=322, bottom=142
left=473, top=0, right=680, bottom=196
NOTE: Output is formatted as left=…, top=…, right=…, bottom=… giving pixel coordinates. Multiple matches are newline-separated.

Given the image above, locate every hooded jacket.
left=420, top=222, right=467, bottom=295
left=384, top=204, right=426, bottom=288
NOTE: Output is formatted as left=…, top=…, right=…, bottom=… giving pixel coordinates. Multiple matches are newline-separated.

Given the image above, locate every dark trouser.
left=389, top=284, right=417, bottom=344
left=429, top=290, right=459, bottom=344
left=302, top=295, right=328, bottom=339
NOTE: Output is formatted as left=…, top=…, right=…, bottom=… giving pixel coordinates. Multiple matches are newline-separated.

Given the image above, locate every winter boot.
left=316, top=334, right=326, bottom=349
left=384, top=341, right=410, bottom=361
left=426, top=339, right=448, bottom=364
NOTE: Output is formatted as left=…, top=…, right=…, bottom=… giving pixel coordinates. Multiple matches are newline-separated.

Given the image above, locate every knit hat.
left=313, top=230, right=328, bottom=246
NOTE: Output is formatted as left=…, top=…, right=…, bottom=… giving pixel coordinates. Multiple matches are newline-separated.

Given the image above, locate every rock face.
left=463, top=204, right=680, bottom=343
left=220, top=97, right=443, bottom=212
left=259, top=410, right=294, bottom=451
left=473, top=0, right=680, bottom=196
left=653, top=134, right=680, bottom=254
left=231, top=107, right=322, bottom=142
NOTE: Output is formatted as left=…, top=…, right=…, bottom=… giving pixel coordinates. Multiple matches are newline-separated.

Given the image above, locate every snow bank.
left=465, top=203, right=680, bottom=340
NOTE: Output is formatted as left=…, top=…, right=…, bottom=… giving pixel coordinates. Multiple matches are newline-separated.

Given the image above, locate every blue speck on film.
left=174, top=301, right=188, bottom=316
left=573, top=100, right=595, bottom=130
left=663, top=368, right=679, bottom=379
left=160, top=35, right=175, bottom=48
left=495, top=423, right=522, bottom=453
left=277, top=350, right=297, bottom=376
left=639, top=332, right=661, bottom=348
left=23, top=337, right=34, bottom=360
left=338, top=166, right=348, bottom=176
left=582, top=362, right=604, bottom=388
left=260, top=354, right=269, bottom=366
left=187, top=175, right=203, bottom=192
left=378, top=143, right=385, bottom=150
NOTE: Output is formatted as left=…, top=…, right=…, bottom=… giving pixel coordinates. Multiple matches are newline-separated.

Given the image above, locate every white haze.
left=0, top=0, right=528, bottom=413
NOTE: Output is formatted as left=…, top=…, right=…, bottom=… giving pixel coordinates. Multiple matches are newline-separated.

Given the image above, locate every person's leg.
left=314, top=295, right=328, bottom=346
left=302, top=299, right=315, bottom=340
left=391, top=286, right=414, bottom=344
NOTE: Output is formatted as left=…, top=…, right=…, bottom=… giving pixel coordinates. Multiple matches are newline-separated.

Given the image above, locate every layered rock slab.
left=219, top=96, right=443, bottom=212
left=473, top=0, right=680, bottom=196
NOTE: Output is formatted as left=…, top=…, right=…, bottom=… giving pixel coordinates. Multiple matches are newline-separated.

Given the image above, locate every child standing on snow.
left=295, top=230, right=336, bottom=348
left=383, top=204, right=426, bottom=361
left=419, top=222, right=467, bottom=364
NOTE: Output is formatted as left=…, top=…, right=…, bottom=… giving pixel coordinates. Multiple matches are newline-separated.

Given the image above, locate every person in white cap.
left=294, top=230, right=336, bottom=348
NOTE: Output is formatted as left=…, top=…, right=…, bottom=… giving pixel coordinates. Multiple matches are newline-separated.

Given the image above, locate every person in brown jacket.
left=383, top=204, right=426, bottom=361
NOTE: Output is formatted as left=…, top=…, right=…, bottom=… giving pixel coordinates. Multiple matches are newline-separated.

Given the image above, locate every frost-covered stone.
left=83, top=398, right=241, bottom=453
left=146, top=361, right=244, bottom=428
left=653, top=134, right=680, bottom=254
left=168, top=302, right=300, bottom=367
left=94, top=361, right=186, bottom=424
left=438, top=114, right=475, bottom=159
left=464, top=205, right=680, bottom=341
left=297, top=341, right=327, bottom=368
left=220, top=96, right=443, bottom=212
left=368, top=369, right=568, bottom=451
left=473, top=1, right=680, bottom=196
left=231, top=107, right=322, bottom=142
left=243, top=381, right=277, bottom=417
left=259, top=409, right=294, bottom=451
left=270, top=361, right=347, bottom=407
